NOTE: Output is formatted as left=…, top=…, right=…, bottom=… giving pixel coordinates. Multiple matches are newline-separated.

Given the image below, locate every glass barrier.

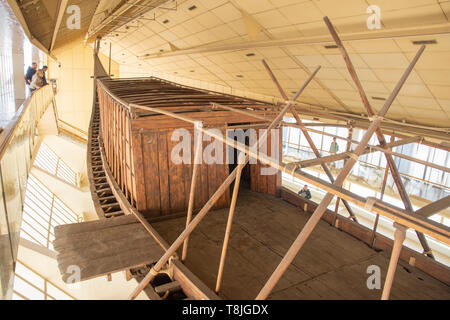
left=0, top=84, right=55, bottom=300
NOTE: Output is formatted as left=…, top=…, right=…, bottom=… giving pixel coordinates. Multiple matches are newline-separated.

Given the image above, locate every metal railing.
left=21, top=174, right=82, bottom=250
left=33, top=142, right=79, bottom=187
left=13, top=260, right=76, bottom=300
left=0, top=84, right=55, bottom=300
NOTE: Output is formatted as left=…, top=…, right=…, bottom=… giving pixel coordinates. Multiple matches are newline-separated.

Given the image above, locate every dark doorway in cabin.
left=227, top=124, right=252, bottom=190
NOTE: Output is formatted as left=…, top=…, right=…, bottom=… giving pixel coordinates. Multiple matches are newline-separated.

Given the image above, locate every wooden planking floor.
left=153, top=188, right=450, bottom=300
left=53, top=215, right=165, bottom=282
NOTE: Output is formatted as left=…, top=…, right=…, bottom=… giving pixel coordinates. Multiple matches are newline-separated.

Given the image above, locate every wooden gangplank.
left=53, top=215, right=164, bottom=282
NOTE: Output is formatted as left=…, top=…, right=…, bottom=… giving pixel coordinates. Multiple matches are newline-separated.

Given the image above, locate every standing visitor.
left=41, top=66, right=48, bottom=86
left=25, top=62, right=38, bottom=85
left=29, top=69, right=45, bottom=93
left=329, top=137, right=339, bottom=155
left=298, top=185, right=312, bottom=200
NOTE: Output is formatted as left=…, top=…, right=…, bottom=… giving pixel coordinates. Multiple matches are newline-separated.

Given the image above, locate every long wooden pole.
left=333, top=198, right=341, bottom=227
left=215, top=153, right=245, bottom=293
left=199, top=129, right=450, bottom=243
left=214, top=76, right=317, bottom=292
left=128, top=66, right=321, bottom=299
left=323, top=16, right=434, bottom=259
left=334, top=124, right=353, bottom=224
left=181, top=121, right=204, bottom=262
left=381, top=223, right=407, bottom=300
left=261, top=59, right=358, bottom=223
left=255, top=45, right=426, bottom=300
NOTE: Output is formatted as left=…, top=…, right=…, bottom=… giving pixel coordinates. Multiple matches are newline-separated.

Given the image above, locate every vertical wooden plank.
left=119, top=107, right=125, bottom=193
left=207, top=135, right=218, bottom=208
left=110, top=100, right=114, bottom=174
left=216, top=129, right=230, bottom=207
left=132, top=133, right=147, bottom=212
left=193, top=134, right=203, bottom=210
left=250, top=129, right=259, bottom=193
left=250, top=162, right=258, bottom=192
left=184, top=129, right=194, bottom=210
left=143, top=132, right=161, bottom=216
left=126, top=114, right=132, bottom=202
left=199, top=138, right=209, bottom=210
left=259, top=129, right=268, bottom=194
left=267, top=130, right=277, bottom=196
left=158, top=131, right=170, bottom=215
left=167, top=129, right=185, bottom=213
left=275, top=125, right=283, bottom=197
left=107, top=99, right=112, bottom=172
left=128, top=115, right=137, bottom=207
left=115, top=103, right=120, bottom=187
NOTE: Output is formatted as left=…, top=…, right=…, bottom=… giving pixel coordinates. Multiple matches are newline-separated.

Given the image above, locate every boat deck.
left=153, top=188, right=450, bottom=300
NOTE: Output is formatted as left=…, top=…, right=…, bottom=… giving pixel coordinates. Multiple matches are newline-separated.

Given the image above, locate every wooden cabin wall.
left=131, top=128, right=230, bottom=218
left=250, top=128, right=282, bottom=197
left=97, top=87, right=136, bottom=206
left=97, top=81, right=279, bottom=219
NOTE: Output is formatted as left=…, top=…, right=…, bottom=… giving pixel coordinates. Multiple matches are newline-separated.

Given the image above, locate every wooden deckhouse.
left=95, top=77, right=282, bottom=219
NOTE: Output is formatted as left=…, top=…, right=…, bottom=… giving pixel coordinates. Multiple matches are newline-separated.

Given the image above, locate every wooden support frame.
left=121, top=49, right=450, bottom=300
left=124, top=98, right=450, bottom=244
left=183, top=130, right=449, bottom=242
left=415, top=196, right=450, bottom=218
left=215, top=145, right=245, bottom=294
left=255, top=44, right=427, bottom=300
left=261, top=59, right=358, bottom=222
left=288, top=136, right=423, bottom=169
left=323, top=16, right=434, bottom=260
left=381, top=223, right=407, bottom=300
left=92, top=44, right=450, bottom=301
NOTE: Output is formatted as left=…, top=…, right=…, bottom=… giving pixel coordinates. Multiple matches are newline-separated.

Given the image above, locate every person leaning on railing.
left=29, top=69, right=46, bottom=93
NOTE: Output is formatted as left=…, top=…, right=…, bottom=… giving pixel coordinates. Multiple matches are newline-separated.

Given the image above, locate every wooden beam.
left=222, top=110, right=440, bottom=173
left=49, top=0, right=68, bottom=52
left=181, top=121, right=204, bottom=262
left=324, top=16, right=434, bottom=259
left=381, top=224, right=407, bottom=300
left=415, top=196, right=450, bottom=218
left=293, top=136, right=422, bottom=169
left=128, top=66, right=321, bottom=300
left=215, top=152, right=245, bottom=293
left=198, top=129, right=450, bottom=243
left=255, top=44, right=427, bottom=300
left=141, top=22, right=450, bottom=60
